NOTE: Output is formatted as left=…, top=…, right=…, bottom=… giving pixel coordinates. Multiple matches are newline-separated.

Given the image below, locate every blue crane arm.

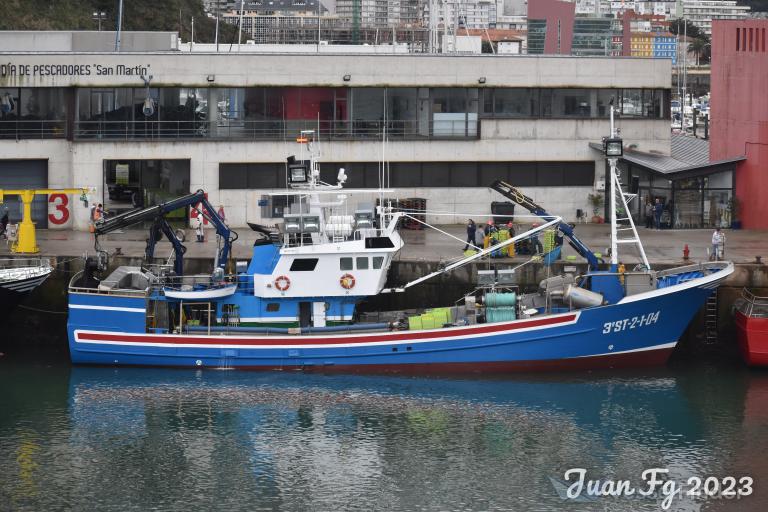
left=95, top=189, right=235, bottom=271
left=194, top=195, right=234, bottom=268
left=490, top=180, right=600, bottom=270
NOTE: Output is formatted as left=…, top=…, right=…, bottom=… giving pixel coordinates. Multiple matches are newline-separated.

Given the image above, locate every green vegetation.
left=670, top=18, right=711, bottom=65
left=0, top=0, right=237, bottom=43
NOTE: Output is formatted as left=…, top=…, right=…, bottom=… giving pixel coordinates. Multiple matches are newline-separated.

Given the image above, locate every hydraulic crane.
left=94, top=190, right=236, bottom=276
left=490, top=180, right=601, bottom=271
left=0, top=188, right=90, bottom=254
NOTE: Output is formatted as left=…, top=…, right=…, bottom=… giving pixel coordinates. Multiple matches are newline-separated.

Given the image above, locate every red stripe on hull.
left=184, top=347, right=675, bottom=375
left=77, top=313, right=577, bottom=346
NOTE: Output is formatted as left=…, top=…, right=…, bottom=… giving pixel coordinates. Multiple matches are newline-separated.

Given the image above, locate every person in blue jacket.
left=653, top=198, right=663, bottom=230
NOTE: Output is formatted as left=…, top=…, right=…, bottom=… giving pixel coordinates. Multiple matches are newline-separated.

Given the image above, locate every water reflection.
left=1, top=363, right=766, bottom=511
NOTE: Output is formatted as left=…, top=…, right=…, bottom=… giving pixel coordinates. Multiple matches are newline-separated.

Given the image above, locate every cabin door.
left=299, top=302, right=312, bottom=328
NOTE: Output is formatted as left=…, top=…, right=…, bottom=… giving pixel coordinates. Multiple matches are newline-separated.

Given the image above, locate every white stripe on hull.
left=572, top=341, right=677, bottom=359
left=69, top=304, right=146, bottom=313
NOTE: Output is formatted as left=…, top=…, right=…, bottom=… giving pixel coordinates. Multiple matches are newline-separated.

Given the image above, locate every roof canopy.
left=590, top=134, right=745, bottom=179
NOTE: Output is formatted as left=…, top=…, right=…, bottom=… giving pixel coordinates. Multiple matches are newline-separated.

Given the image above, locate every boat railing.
left=68, top=271, right=148, bottom=297
left=280, top=227, right=390, bottom=248
left=655, top=261, right=730, bottom=277
left=0, top=257, right=53, bottom=281
left=738, top=289, right=768, bottom=318
left=159, top=275, right=237, bottom=293
left=0, top=256, right=52, bottom=270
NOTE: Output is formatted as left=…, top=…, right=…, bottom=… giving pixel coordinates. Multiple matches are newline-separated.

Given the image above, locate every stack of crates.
left=542, top=229, right=556, bottom=253
left=408, top=307, right=453, bottom=330
left=487, top=229, right=512, bottom=258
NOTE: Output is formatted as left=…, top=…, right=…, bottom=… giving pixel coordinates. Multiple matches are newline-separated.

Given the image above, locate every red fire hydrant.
left=683, top=244, right=690, bottom=260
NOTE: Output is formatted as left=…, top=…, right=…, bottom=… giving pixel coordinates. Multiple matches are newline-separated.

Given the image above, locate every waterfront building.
left=652, top=31, right=677, bottom=64
left=0, top=41, right=671, bottom=231
left=630, top=31, right=653, bottom=57
left=683, top=0, right=750, bottom=36
left=337, top=0, right=425, bottom=28
left=423, top=0, right=498, bottom=31
left=710, top=19, right=768, bottom=229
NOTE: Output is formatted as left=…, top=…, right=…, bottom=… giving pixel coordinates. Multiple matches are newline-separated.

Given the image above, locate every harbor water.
left=2, top=354, right=767, bottom=511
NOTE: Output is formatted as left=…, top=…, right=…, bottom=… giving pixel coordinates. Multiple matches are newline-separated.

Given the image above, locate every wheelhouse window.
left=290, top=258, right=319, bottom=271
left=356, top=257, right=369, bottom=270
left=340, top=257, right=353, bottom=271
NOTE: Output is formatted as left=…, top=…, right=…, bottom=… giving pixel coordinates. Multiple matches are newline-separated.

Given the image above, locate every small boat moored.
left=735, top=289, right=768, bottom=366
left=0, top=257, right=53, bottom=312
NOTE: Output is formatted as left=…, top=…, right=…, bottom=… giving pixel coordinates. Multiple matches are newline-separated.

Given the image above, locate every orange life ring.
left=274, top=275, right=291, bottom=291
left=340, top=273, right=356, bottom=290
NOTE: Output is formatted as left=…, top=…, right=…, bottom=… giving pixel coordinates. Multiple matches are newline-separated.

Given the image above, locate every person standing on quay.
left=711, top=227, right=725, bottom=261
left=644, top=199, right=653, bottom=229
left=653, top=198, right=663, bottom=230
left=463, top=219, right=477, bottom=251
left=195, top=213, right=204, bottom=243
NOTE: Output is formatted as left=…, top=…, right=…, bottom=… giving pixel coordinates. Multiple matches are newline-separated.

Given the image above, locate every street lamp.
left=604, top=137, right=623, bottom=157
left=92, top=11, right=107, bottom=31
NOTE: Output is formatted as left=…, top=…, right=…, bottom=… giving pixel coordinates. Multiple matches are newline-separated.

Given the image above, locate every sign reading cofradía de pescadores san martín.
left=0, top=62, right=151, bottom=77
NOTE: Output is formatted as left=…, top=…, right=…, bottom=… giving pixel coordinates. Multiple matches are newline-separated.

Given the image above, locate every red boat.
left=735, top=289, right=768, bottom=366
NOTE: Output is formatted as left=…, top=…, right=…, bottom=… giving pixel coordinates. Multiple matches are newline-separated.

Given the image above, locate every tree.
left=689, top=37, right=711, bottom=65
left=669, top=18, right=704, bottom=40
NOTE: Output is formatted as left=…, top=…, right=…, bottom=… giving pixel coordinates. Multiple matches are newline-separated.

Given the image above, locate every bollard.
left=683, top=244, right=690, bottom=261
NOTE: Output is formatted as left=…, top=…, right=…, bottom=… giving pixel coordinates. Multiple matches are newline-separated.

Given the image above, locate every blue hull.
left=67, top=279, right=719, bottom=373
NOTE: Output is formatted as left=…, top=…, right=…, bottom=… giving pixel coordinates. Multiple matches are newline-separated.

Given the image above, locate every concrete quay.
left=2, top=223, right=766, bottom=267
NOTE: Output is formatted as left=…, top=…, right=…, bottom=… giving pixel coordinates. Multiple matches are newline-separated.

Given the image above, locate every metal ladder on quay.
left=704, top=291, right=719, bottom=344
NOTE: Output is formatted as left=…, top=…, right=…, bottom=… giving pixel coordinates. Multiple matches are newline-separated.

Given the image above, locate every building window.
left=0, top=88, right=67, bottom=140
left=220, top=163, right=284, bottom=189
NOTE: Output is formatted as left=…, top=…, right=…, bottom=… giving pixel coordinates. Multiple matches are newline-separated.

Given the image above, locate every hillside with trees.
left=0, top=0, right=236, bottom=43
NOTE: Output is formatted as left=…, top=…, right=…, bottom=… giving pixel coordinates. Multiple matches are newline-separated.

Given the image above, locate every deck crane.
left=93, top=190, right=236, bottom=276
left=490, top=180, right=602, bottom=271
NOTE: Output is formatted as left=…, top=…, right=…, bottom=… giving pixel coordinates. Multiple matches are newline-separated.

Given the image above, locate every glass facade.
left=527, top=20, right=547, bottom=55
left=482, top=88, right=669, bottom=119
left=572, top=18, right=617, bottom=57
left=0, top=88, right=67, bottom=139
left=220, top=160, right=595, bottom=191
left=103, top=159, right=191, bottom=218
left=624, top=163, right=735, bottom=229
left=0, top=86, right=670, bottom=140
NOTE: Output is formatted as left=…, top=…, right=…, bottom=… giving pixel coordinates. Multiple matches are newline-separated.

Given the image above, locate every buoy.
left=274, top=275, right=291, bottom=291
left=340, top=273, right=356, bottom=289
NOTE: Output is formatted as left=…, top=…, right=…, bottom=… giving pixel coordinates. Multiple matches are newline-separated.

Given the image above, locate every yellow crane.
left=0, top=188, right=91, bottom=253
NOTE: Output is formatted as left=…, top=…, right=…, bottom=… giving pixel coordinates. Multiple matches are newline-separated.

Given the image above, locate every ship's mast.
left=606, top=106, right=651, bottom=270
left=609, top=107, right=618, bottom=266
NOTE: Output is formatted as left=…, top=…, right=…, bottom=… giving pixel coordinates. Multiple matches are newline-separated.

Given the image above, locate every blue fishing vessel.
left=67, top=118, right=733, bottom=373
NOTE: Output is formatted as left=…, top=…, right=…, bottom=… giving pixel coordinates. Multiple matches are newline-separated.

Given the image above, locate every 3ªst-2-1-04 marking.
left=602, top=311, right=661, bottom=334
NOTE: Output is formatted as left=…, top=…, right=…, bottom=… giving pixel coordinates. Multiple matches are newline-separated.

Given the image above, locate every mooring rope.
left=16, top=304, right=68, bottom=315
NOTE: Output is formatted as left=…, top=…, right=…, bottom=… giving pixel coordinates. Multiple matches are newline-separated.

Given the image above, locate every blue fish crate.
left=543, top=246, right=562, bottom=266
